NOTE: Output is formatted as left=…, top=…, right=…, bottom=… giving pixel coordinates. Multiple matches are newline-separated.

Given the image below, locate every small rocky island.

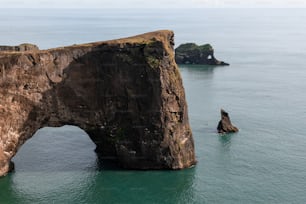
left=0, top=30, right=196, bottom=177
left=217, top=109, right=239, bottom=134
left=175, top=43, right=229, bottom=65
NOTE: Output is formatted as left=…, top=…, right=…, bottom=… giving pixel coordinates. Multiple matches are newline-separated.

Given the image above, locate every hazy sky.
left=2, top=0, right=306, bottom=8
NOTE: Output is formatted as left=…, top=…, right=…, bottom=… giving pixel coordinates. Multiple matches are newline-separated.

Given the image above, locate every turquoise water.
left=1, top=8, right=306, bottom=203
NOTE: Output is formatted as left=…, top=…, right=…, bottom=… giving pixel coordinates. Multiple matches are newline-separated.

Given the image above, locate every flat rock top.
left=0, top=43, right=39, bottom=52
left=0, top=30, right=174, bottom=57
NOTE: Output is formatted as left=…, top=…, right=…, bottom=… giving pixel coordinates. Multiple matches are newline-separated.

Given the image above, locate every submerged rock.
left=0, top=30, right=196, bottom=177
left=217, top=109, right=239, bottom=133
left=175, top=43, right=229, bottom=65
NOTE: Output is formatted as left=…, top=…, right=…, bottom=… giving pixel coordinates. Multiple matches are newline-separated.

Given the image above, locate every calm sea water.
left=1, top=8, right=306, bottom=203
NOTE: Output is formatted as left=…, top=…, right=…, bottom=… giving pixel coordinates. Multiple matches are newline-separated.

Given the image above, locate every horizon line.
left=2, top=7, right=306, bottom=9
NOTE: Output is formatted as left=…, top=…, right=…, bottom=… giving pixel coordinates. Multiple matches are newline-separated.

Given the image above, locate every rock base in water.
left=175, top=43, right=229, bottom=65
left=217, top=109, right=238, bottom=133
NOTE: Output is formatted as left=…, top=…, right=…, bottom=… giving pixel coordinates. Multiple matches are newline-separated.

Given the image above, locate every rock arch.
left=12, top=125, right=98, bottom=171
left=0, top=30, right=196, bottom=176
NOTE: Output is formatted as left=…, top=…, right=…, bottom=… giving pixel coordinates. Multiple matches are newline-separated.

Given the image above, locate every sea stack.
left=217, top=109, right=239, bottom=134
left=175, top=43, right=229, bottom=65
left=0, top=30, right=196, bottom=177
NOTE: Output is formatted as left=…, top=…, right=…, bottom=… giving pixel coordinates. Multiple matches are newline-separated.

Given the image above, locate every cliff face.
left=175, top=43, right=229, bottom=65
left=0, top=30, right=196, bottom=176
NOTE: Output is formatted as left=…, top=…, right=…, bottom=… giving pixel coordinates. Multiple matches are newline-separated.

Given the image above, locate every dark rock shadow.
left=22, top=42, right=163, bottom=170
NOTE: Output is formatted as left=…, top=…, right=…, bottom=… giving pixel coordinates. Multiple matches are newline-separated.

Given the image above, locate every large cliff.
left=0, top=30, right=196, bottom=176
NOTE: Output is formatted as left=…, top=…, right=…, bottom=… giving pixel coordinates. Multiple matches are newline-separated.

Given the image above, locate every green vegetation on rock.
left=175, top=43, right=213, bottom=54
left=175, top=42, right=229, bottom=65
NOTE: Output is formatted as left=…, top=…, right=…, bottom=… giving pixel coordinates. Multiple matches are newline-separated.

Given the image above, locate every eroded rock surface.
left=0, top=30, right=196, bottom=176
left=0, top=43, right=39, bottom=52
left=217, top=109, right=239, bottom=134
left=175, top=43, right=229, bottom=65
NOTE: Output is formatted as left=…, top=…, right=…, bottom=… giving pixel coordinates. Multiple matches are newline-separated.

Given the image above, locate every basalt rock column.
left=0, top=30, right=196, bottom=176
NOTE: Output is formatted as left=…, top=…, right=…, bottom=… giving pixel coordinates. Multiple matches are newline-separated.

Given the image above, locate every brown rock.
left=217, top=109, right=239, bottom=133
left=0, top=43, right=39, bottom=52
left=0, top=30, right=196, bottom=176
left=0, top=147, right=9, bottom=176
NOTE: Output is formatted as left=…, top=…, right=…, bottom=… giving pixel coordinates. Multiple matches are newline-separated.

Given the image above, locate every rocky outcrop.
left=0, top=30, right=196, bottom=176
left=0, top=43, right=39, bottom=52
left=175, top=43, right=229, bottom=65
left=217, top=109, right=239, bottom=133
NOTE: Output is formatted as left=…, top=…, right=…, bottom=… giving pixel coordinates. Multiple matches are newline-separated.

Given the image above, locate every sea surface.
left=1, top=8, right=306, bottom=203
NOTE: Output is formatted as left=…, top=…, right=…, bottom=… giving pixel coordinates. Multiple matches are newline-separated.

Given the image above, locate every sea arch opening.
left=11, top=125, right=111, bottom=172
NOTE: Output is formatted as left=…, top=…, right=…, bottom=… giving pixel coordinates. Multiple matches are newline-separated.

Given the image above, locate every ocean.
left=1, top=8, right=306, bottom=203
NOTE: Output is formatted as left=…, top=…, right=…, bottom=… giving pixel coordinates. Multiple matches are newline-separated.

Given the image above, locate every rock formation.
left=217, top=109, right=239, bottom=133
left=0, top=30, right=196, bottom=177
left=175, top=43, right=229, bottom=65
left=0, top=43, right=39, bottom=52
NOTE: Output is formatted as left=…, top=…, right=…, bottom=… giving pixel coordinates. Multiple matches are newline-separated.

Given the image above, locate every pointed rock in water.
left=217, top=109, right=239, bottom=133
left=175, top=43, right=229, bottom=65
